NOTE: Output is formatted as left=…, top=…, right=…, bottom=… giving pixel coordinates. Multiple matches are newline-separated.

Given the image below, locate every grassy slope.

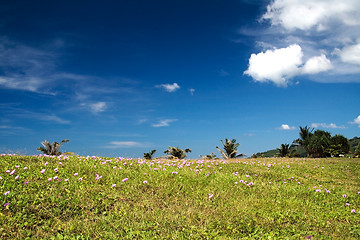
left=1, top=155, right=360, bottom=239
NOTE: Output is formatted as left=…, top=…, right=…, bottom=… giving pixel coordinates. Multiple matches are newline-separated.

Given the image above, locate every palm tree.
left=294, top=126, right=313, bottom=157
left=276, top=143, right=297, bottom=157
left=201, top=152, right=217, bottom=160
left=143, top=150, right=156, bottom=160
left=216, top=138, right=245, bottom=159
left=37, top=139, right=70, bottom=156
left=164, top=146, right=192, bottom=159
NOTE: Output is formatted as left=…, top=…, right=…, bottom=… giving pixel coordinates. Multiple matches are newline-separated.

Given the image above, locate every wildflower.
left=78, top=178, right=83, bottom=181
left=53, top=176, right=58, bottom=180
left=58, top=162, right=62, bottom=165
left=4, top=203, right=10, bottom=207
left=24, top=181, right=29, bottom=185
left=54, top=168, right=58, bottom=172
left=65, top=179, right=69, bottom=182
left=247, top=182, right=254, bottom=186
left=234, top=182, right=238, bottom=185
left=122, top=178, right=128, bottom=182
left=207, top=194, right=213, bottom=200
left=351, top=209, right=356, bottom=213
left=48, top=177, right=52, bottom=181
left=5, top=170, right=10, bottom=173
left=15, top=165, right=19, bottom=168
left=74, top=173, right=78, bottom=176
left=4, top=191, right=9, bottom=195
left=326, top=190, right=331, bottom=193
left=10, top=169, right=15, bottom=175
left=15, top=175, right=19, bottom=180
left=298, top=182, right=301, bottom=184
left=239, top=180, right=244, bottom=183
left=172, top=171, right=178, bottom=174
left=346, top=203, right=350, bottom=206
left=23, top=167, right=27, bottom=170
left=343, top=194, right=347, bottom=198
left=143, top=180, right=148, bottom=184
left=41, top=169, right=45, bottom=174
left=316, top=189, right=321, bottom=192
left=112, top=184, right=116, bottom=188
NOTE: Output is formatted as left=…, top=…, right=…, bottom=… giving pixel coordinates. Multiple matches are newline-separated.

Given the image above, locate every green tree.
left=143, top=150, right=156, bottom=160
left=164, top=146, right=191, bottom=159
left=276, top=143, right=297, bottom=157
left=307, top=130, right=331, bottom=158
left=294, top=126, right=313, bottom=157
left=328, top=134, right=350, bottom=157
left=37, top=139, right=70, bottom=156
left=354, top=142, right=360, bottom=158
left=202, top=152, right=217, bottom=160
left=216, top=138, right=245, bottom=159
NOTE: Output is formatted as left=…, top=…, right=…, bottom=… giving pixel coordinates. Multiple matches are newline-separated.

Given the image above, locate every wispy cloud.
left=189, top=88, right=195, bottom=95
left=277, top=124, right=296, bottom=130
left=350, top=115, right=360, bottom=128
left=155, top=83, right=180, bottom=92
left=105, top=141, right=152, bottom=148
left=152, top=119, right=178, bottom=127
left=311, top=123, right=346, bottom=129
left=243, top=0, right=360, bottom=86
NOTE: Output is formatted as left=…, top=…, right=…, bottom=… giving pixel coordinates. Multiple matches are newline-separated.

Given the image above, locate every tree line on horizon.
left=37, top=126, right=360, bottom=159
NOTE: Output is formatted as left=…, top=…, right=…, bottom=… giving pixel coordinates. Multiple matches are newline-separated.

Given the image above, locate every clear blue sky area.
left=1, top=0, right=359, bottom=158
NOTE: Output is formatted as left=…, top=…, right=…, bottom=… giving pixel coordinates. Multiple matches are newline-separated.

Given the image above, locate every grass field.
left=1, top=154, right=360, bottom=239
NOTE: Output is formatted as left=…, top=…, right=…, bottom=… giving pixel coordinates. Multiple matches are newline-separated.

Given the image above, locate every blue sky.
left=0, top=0, right=359, bottom=158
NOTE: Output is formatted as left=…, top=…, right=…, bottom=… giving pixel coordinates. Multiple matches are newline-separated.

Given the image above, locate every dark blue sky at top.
left=0, top=0, right=359, bottom=158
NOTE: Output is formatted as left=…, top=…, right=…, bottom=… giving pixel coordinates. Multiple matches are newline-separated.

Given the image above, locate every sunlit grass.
left=1, top=154, right=360, bottom=239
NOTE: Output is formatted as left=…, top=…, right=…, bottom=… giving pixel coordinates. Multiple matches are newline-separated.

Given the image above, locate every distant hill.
left=253, top=136, right=359, bottom=158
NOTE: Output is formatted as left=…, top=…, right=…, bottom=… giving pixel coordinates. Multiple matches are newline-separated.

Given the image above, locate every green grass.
left=1, top=154, right=360, bottom=239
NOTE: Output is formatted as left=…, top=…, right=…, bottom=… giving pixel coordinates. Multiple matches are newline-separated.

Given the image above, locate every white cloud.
left=262, top=0, right=360, bottom=31
left=89, top=102, right=107, bottom=113
left=189, top=88, right=195, bottom=95
left=336, top=42, right=360, bottom=65
left=107, top=141, right=142, bottom=148
left=302, top=54, right=333, bottom=74
left=311, top=123, right=346, bottom=129
left=350, top=115, right=360, bottom=127
left=152, top=119, right=177, bottom=127
left=156, top=83, right=180, bottom=92
left=278, top=124, right=296, bottom=130
left=244, top=44, right=303, bottom=86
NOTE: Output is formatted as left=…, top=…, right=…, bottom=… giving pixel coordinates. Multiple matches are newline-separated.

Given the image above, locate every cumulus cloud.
left=89, top=102, right=107, bottom=113
left=152, top=119, right=177, bottom=127
left=335, top=42, right=360, bottom=65
left=244, top=0, right=360, bottom=86
left=156, top=83, right=180, bottom=92
left=311, top=123, right=346, bottom=129
left=278, top=124, right=296, bottom=130
left=350, top=115, right=360, bottom=127
left=244, top=44, right=303, bottom=86
left=262, top=0, right=360, bottom=31
left=302, top=54, right=333, bottom=74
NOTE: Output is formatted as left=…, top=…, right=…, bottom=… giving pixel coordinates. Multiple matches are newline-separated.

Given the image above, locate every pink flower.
left=54, top=168, right=58, bottom=172
left=172, top=172, right=178, bottom=174
left=316, top=189, right=321, bottom=192
left=351, top=209, right=356, bottom=213
left=74, top=173, right=78, bottom=176
left=41, top=169, right=45, bottom=174
left=143, top=180, right=148, bottom=184
left=78, top=178, right=83, bottom=181
left=343, top=194, right=347, bottom=197
left=4, top=191, right=9, bottom=195
left=112, top=184, right=116, bottom=188
left=15, top=175, right=19, bottom=180
left=346, top=203, right=350, bottom=206
left=10, top=170, right=15, bottom=175
left=24, top=181, right=29, bottom=185
left=23, top=167, right=27, bottom=170
left=122, top=178, right=128, bottom=182
left=234, top=182, right=238, bottom=185
left=53, top=176, right=58, bottom=180
left=65, top=179, right=69, bottom=182
left=48, top=177, right=52, bottom=181
left=207, top=194, right=213, bottom=200
left=44, top=162, right=48, bottom=166
left=4, top=203, right=10, bottom=207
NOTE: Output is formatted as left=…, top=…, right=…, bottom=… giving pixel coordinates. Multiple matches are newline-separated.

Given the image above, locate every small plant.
left=164, top=146, right=191, bottom=159
left=37, top=139, right=69, bottom=156
left=143, top=150, right=156, bottom=160
left=276, top=143, right=298, bottom=157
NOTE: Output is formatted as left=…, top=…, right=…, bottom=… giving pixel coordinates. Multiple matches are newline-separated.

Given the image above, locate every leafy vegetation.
left=216, top=138, right=245, bottom=159
left=164, top=146, right=192, bottom=159
left=143, top=150, right=156, bottom=160
left=1, top=154, right=360, bottom=239
left=37, top=139, right=70, bottom=156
